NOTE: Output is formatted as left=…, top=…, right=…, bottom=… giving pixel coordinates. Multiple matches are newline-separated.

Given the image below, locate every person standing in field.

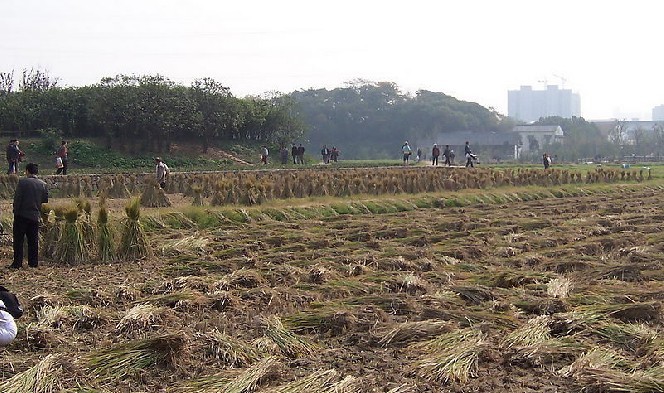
left=321, top=145, right=330, bottom=164
left=10, top=163, right=48, bottom=269
left=260, top=145, right=269, bottom=165
left=297, top=144, right=305, bottom=164
left=291, top=144, right=298, bottom=164
left=6, top=139, right=22, bottom=175
left=402, top=141, right=412, bottom=165
left=330, top=146, right=339, bottom=162
left=543, top=153, right=551, bottom=169
left=155, top=157, right=170, bottom=189
left=431, top=144, right=440, bottom=166
left=280, top=146, right=289, bottom=164
left=55, top=140, right=69, bottom=175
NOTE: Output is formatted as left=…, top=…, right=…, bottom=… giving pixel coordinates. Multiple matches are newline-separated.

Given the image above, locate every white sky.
left=2, top=0, right=663, bottom=120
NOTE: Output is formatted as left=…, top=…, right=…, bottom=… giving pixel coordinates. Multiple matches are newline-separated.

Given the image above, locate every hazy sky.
left=2, top=1, right=662, bottom=120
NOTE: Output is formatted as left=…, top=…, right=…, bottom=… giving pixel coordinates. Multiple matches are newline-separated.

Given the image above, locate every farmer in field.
left=0, top=297, right=17, bottom=346
left=297, top=144, right=305, bottom=164
left=464, top=141, right=475, bottom=168
left=280, top=146, right=289, bottom=164
left=330, top=146, right=339, bottom=162
left=321, top=145, right=330, bottom=164
left=260, top=146, right=269, bottom=165
left=155, top=157, right=170, bottom=189
left=6, top=139, right=22, bottom=174
left=291, top=144, right=298, bottom=164
left=543, top=153, right=551, bottom=169
left=56, top=140, right=69, bottom=175
left=402, top=141, right=412, bottom=165
left=432, top=144, right=440, bottom=166
left=10, top=163, right=48, bottom=269
left=443, top=145, right=452, bottom=166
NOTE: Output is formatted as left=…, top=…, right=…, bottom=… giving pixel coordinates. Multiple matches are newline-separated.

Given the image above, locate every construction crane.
left=553, top=74, right=567, bottom=89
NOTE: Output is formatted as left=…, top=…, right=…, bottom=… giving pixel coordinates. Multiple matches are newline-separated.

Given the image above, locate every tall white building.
left=653, top=105, right=664, bottom=121
left=508, top=85, right=581, bottom=122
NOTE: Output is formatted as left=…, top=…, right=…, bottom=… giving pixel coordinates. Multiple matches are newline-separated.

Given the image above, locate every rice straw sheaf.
left=410, top=328, right=485, bottom=384
left=53, top=208, right=89, bottom=264
left=560, top=347, right=635, bottom=379
left=86, top=334, right=186, bottom=381
left=263, top=369, right=339, bottom=393
left=578, top=367, right=664, bottom=393
left=36, top=305, right=103, bottom=331
left=118, top=198, right=153, bottom=261
left=386, top=385, right=417, bottom=393
left=116, top=303, right=170, bottom=335
left=140, top=179, right=171, bottom=208
left=160, top=234, right=211, bottom=256
left=0, top=354, right=64, bottom=393
left=377, top=319, right=452, bottom=347
left=180, top=356, right=280, bottom=393
left=196, top=329, right=262, bottom=368
left=96, top=202, right=114, bottom=262
left=263, top=315, right=316, bottom=358
left=501, top=315, right=551, bottom=349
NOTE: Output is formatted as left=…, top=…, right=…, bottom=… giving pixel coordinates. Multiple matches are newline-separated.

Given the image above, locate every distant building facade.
left=653, top=105, right=664, bottom=121
left=508, top=85, right=581, bottom=122
left=513, top=125, right=564, bottom=152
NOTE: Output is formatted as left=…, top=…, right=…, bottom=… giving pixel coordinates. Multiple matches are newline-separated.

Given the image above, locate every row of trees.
left=3, top=70, right=652, bottom=162
left=0, top=70, right=305, bottom=153
left=290, top=81, right=516, bottom=159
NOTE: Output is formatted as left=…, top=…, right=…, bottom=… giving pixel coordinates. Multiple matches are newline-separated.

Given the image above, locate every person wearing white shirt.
left=0, top=299, right=18, bottom=346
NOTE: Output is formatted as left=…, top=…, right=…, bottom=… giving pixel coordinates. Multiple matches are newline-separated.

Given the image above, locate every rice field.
left=1, top=166, right=664, bottom=392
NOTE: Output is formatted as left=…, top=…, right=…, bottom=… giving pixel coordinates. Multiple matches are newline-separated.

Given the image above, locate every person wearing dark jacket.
left=10, top=163, right=48, bottom=268
left=443, top=145, right=452, bottom=166
left=6, top=139, right=22, bottom=174
left=464, top=141, right=475, bottom=168
left=431, top=144, right=440, bottom=166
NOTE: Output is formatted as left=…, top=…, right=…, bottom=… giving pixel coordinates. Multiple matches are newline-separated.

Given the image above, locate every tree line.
left=0, top=69, right=305, bottom=153
left=1, top=69, right=640, bottom=162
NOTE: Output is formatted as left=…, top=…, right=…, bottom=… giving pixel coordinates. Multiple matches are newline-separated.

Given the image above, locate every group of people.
left=430, top=144, right=456, bottom=166
left=6, top=139, right=69, bottom=176
left=320, top=145, right=340, bottom=164
left=405, top=141, right=477, bottom=167
left=291, top=144, right=306, bottom=164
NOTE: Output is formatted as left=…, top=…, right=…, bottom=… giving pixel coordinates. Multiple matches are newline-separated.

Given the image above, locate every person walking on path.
left=402, top=141, right=412, bottom=165
left=442, top=145, right=452, bottom=166
left=55, top=140, right=69, bottom=175
left=431, top=144, right=440, bottom=166
left=321, top=145, right=330, bottom=164
left=10, top=163, right=48, bottom=269
left=464, top=141, right=475, bottom=168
